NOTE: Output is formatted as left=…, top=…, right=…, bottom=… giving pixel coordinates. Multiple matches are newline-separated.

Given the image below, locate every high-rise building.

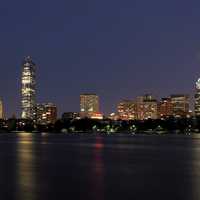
left=158, top=98, right=173, bottom=118
left=21, top=56, right=36, bottom=119
left=195, top=78, right=200, bottom=116
left=80, top=94, right=100, bottom=118
left=136, top=94, right=158, bottom=120
left=170, top=94, right=189, bottom=117
left=135, top=96, right=144, bottom=120
left=36, top=103, right=57, bottom=125
left=117, top=100, right=136, bottom=120
left=0, top=98, right=3, bottom=119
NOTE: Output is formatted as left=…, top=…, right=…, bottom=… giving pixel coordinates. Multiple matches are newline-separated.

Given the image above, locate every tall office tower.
left=136, top=94, right=158, bottom=120
left=36, top=103, right=57, bottom=125
left=117, top=100, right=136, bottom=120
left=170, top=94, right=189, bottom=117
left=158, top=98, right=173, bottom=118
left=21, top=56, right=36, bottom=119
left=0, top=98, right=3, bottom=119
left=195, top=78, right=200, bottom=117
left=80, top=94, right=100, bottom=118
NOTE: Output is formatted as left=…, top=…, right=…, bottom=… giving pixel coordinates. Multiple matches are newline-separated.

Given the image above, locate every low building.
left=158, top=98, right=173, bottom=118
left=62, top=112, right=79, bottom=120
left=90, top=112, right=103, bottom=119
left=108, top=113, right=119, bottom=120
left=136, top=94, right=158, bottom=120
left=117, top=100, right=136, bottom=120
left=36, top=103, right=57, bottom=125
left=170, top=94, right=189, bottom=117
left=195, top=78, right=200, bottom=117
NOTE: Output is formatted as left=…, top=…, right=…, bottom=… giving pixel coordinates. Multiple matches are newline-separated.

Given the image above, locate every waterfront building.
left=136, top=94, right=158, bottom=120
left=158, top=98, right=173, bottom=118
left=117, top=100, right=136, bottom=120
left=195, top=78, right=200, bottom=116
left=62, top=112, right=79, bottom=120
left=80, top=94, right=100, bottom=118
left=90, top=112, right=103, bottom=119
left=108, top=113, right=119, bottom=120
left=21, top=56, right=36, bottom=119
left=36, top=103, right=57, bottom=125
left=170, top=94, right=189, bottom=117
left=0, top=98, right=3, bottom=119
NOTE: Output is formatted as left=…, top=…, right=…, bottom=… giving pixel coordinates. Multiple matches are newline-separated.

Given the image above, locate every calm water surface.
left=1, top=132, right=200, bottom=200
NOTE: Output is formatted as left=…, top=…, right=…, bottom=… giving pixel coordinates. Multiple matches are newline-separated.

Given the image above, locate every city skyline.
left=1, top=2, right=200, bottom=200
left=0, top=55, right=199, bottom=118
left=0, top=0, right=200, bottom=117
left=1, top=60, right=198, bottom=120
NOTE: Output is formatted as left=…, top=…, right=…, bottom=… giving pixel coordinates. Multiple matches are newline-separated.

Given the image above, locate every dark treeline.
left=1, top=116, right=200, bottom=134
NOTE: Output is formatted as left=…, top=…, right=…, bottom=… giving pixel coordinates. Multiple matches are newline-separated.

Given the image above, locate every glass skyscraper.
left=21, top=56, right=36, bottom=119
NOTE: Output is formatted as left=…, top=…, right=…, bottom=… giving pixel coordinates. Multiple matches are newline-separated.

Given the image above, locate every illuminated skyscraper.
left=195, top=78, right=200, bottom=116
left=80, top=94, right=100, bottom=118
left=21, top=56, right=36, bottom=119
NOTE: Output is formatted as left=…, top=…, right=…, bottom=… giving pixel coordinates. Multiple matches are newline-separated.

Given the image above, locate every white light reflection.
left=15, top=132, right=37, bottom=200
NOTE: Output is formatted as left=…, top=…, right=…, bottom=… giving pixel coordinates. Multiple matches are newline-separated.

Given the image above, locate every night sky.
left=0, top=0, right=200, bottom=117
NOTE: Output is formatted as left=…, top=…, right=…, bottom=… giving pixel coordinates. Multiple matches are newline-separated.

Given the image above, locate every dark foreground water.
left=1, top=133, right=200, bottom=200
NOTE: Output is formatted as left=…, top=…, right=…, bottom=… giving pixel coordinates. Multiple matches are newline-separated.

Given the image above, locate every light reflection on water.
left=15, top=133, right=37, bottom=200
left=1, top=133, right=200, bottom=200
left=189, top=138, right=200, bottom=200
left=90, top=137, right=105, bottom=200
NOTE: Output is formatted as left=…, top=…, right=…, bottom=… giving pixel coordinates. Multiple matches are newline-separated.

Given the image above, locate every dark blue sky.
left=0, top=0, right=200, bottom=117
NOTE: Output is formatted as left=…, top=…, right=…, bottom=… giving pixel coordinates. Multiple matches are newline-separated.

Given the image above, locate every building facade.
left=36, top=103, right=57, bottom=125
left=0, top=98, right=3, bottom=119
left=80, top=94, right=100, bottom=118
left=136, top=95, right=158, bottom=120
left=117, top=100, right=136, bottom=120
left=170, top=94, right=189, bottom=117
left=21, top=56, right=36, bottom=119
left=195, top=78, right=200, bottom=116
left=158, top=98, right=173, bottom=118
left=62, top=112, right=79, bottom=121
